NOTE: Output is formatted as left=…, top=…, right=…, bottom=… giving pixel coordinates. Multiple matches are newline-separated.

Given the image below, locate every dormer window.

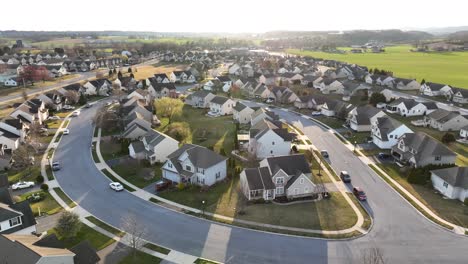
left=185, top=165, right=192, bottom=171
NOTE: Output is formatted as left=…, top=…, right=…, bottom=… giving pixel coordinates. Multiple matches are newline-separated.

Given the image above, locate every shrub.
left=36, top=175, right=44, bottom=184
left=165, top=122, right=190, bottom=142
left=40, top=183, right=49, bottom=191
left=464, top=198, right=468, bottom=206
left=441, top=132, right=456, bottom=144
left=177, top=182, right=185, bottom=190
left=291, top=145, right=298, bottom=153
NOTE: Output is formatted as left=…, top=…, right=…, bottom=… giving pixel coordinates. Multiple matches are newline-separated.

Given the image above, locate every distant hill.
left=448, top=31, right=468, bottom=42
left=412, top=26, right=468, bottom=35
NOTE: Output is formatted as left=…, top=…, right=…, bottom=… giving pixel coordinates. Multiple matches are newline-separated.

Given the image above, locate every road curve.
left=52, top=101, right=468, bottom=264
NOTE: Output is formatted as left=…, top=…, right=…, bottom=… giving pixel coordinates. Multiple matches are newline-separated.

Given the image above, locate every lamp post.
left=201, top=200, right=205, bottom=217
left=354, top=141, right=357, bottom=152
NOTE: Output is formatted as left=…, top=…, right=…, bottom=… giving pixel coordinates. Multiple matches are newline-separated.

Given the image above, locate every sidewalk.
left=94, top=128, right=367, bottom=236
left=300, top=111, right=468, bottom=235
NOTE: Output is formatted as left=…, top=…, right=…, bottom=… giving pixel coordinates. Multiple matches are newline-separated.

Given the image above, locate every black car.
left=378, top=153, right=391, bottom=160
left=321, top=150, right=329, bottom=158
left=51, top=161, right=61, bottom=171
left=340, top=171, right=351, bottom=183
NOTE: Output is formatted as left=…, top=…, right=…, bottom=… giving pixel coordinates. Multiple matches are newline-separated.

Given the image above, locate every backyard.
left=376, top=163, right=468, bottom=228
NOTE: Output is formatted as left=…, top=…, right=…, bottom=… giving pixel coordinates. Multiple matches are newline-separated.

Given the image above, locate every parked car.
left=12, top=181, right=34, bottom=190
left=340, top=171, right=351, bottom=183
left=109, top=182, right=124, bottom=192
left=155, top=180, right=170, bottom=192
left=85, top=103, right=92, bottom=108
left=63, top=105, right=75, bottom=110
left=48, top=116, right=60, bottom=120
left=72, top=110, right=80, bottom=117
left=320, top=150, right=329, bottom=158
left=378, top=153, right=391, bottom=160
left=62, top=129, right=70, bottom=135
left=206, top=111, right=220, bottom=117
left=353, top=187, right=367, bottom=201
left=311, top=111, right=322, bottom=116
left=52, top=161, right=61, bottom=171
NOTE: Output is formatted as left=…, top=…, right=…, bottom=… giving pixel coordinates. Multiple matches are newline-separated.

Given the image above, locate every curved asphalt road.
left=53, top=101, right=468, bottom=264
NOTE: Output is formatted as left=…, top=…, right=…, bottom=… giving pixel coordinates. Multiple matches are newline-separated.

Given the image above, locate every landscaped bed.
left=143, top=243, right=171, bottom=255
left=48, top=223, right=116, bottom=251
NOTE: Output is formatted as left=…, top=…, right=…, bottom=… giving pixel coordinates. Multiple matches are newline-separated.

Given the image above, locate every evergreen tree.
left=128, top=67, right=132, bottom=73
left=118, top=71, right=123, bottom=79
left=78, top=93, right=87, bottom=105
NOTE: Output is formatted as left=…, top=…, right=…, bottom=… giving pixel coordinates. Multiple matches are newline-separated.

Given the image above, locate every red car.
left=353, top=187, right=367, bottom=201
left=155, top=180, right=170, bottom=192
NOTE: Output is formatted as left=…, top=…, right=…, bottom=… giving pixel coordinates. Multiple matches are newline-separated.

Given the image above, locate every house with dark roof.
left=347, top=105, right=387, bottom=132
left=82, top=78, right=111, bottom=96
left=423, top=109, right=468, bottom=131
left=233, top=102, right=257, bottom=124
left=391, top=132, right=456, bottom=167
left=250, top=108, right=279, bottom=126
left=0, top=181, right=36, bottom=235
left=320, top=99, right=353, bottom=118
left=391, top=78, right=420, bottom=90
left=253, top=84, right=271, bottom=99
left=0, top=234, right=100, bottom=264
left=386, top=98, right=438, bottom=117
left=371, top=117, right=413, bottom=149
left=249, top=119, right=295, bottom=159
left=153, top=73, right=170, bottom=83
left=162, top=144, right=227, bottom=186
left=431, top=167, right=468, bottom=202
left=169, top=70, right=196, bottom=83
left=318, top=78, right=344, bottom=94
left=185, top=90, right=215, bottom=108
left=255, top=154, right=316, bottom=199
left=420, top=82, right=452, bottom=97
left=240, top=167, right=276, bottom=201
left=147, top=81, right=178, bottom=99
left=209, top=96, right=235, bottom=115
left=452, top=88, right=468, bottom=104
left=138, top=130, right=179, bottom=164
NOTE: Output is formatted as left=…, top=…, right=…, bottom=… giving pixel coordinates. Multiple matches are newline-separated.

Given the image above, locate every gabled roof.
left=265, top=154, right=311, bottom=176
left=0, top=203, right=22, bottom=222
left=144, top=130, right=172, bottom=149
left=399, top=132, right=456, bottom=160
left=167, top=144, right=227, bottom=169
left=70, top=240, right=101, bottom=264
left=353, top=105, right=383, bottom=125
left=244, top=167, right=275, bottom=191
left=233, top=102, right=251, bottom=112
left=190, top=90, right=213, bottom=99
left=431, top=167, right=468, bottom=189
left=216, top=76, right=231, bottom=83
left=375, top=117, right=405, bottom=141
left=427, top=109, right=464, bottom=123
left=424, top=82, right=450, bottom=91
left=210, top=96, right=230, bottom=105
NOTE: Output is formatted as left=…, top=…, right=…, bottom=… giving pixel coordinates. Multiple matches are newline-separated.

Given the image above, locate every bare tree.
left=121, top=214, right=147, bottom=259
left=22, top=90, right=29, bottom=102
left=361, top=247, right=386, bottom=264
left=64, top=91, right=80, bottom=105
left=11, top=143, right=38, bottom=181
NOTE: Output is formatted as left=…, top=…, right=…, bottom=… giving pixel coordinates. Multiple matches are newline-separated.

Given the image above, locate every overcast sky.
left=1, top=0, right=467, bottom=32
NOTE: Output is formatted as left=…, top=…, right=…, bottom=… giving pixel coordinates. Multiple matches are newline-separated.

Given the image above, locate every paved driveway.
left=52, top=100, right=468, bottom=264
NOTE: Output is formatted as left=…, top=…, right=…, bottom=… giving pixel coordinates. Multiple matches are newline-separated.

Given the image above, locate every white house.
left=371, top=117, right=413, bottom=149
left=216, top=76, right=232, bottom=92
left=347, top=105, right=386, bottom=132
left=249, top=119, right=294, bottom=159
left=420, top=82, right=452, bottom=97
left=83, top=79, right=111, bottom=96
left=209, top=96, right=235, bottom=115
left=162, top=144, right=227, bottom=186
left=141, top=130, right=179, bottom=164
left=233, top=102, right=256, bottom=124
left=460, top=125, right=468, bottom=139
left=253, top=84, right=271, bottom=99
left=452, top=88, right=468, bottom=104
left=431, top=167, right=468, bottom=202
left=391, top=78, right=420, bottom=90
left=250, top=108, right=279, bottom=126
left=185, top=90, right=215, bottom=108
left=386, top=98, right=438, bottom=117
left=424, top=109, right=468, bottom=132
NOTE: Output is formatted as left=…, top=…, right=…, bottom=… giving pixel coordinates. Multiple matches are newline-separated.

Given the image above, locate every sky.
left=1, top=0, right=467, bottom=33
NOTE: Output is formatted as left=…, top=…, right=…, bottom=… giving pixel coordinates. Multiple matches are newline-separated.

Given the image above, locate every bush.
left=464, top=198, right=468, bottom=206
left=177, top=182, right=185, bottom=190
left=441, top=132, right=456, bottom=144
left=165, top=122, right=190, bottom=142
left=40, top=183, right=49, bottom=191
left=36, top=175, right=44, bottom=184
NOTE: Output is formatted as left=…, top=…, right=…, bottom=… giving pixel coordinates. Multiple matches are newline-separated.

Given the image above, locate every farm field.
left=287, top=45, right=468, bottom=89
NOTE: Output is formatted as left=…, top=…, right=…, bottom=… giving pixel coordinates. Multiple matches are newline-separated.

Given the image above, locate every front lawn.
left=159, top=176, right=357, bottom=230
left=19, top=190, right=62, bottom=216
left=8, top=166, right=41, bottom=183
left=49, top=223, right=116, bottom=251
left=45, top=119, right=62, bottom=129
left=110, top=162, right=162, bottom=189
left=312, top=116, right=345, bottom=129
left=118, top=250, right=162, bottom=264
left=100, top=140, right=128, bottom=161
left=376, top=163, right=468, bottom=228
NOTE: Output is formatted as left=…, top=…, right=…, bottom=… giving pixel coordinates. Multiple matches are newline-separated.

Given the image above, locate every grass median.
left=143, top=243, right=171, bottom=255
left=85, top=216, right=125, bottom=237
left=53, top=187, right=77, bottom=208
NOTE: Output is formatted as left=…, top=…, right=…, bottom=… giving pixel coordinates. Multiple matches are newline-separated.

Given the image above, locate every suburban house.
left=249, top=119, right=295, bottom=159
left=162, top=144, right=227, bottom=186
left=233, top=102, right=256, bottom=124
left=250, top=108, right=279, bottom=126
left=256, top=154, right=315, bottom=200
left=294, top=94, right=329, bottom=110
left=320, top=100, right=353, bottom=118
left=153, top=73, right=171, bottom=83
left=37, top=92, right=64, bottom=111
left=114, top=76, right=136, bottom=91
left=0, top=234, right=100, bottom=264
left=431, top=167, right=468, bottom=202
left=371, top=117, right=413, bottom=149
left=338, top=81, right=370, bottom=97
left=216, top=76, right=233, bottom=92
left=391, top=132, right=456, bottom=167
left=452, top=88, right=468, bottom=104
left=10, top=99, right=49, bottom=125
left=253, top=84, right=271, bottom=99
left=129, top=130, right=179, bottom=164
left=127, top=89, right=152, bottom=104
left=121, top=112, right=153, bottom=140
left=347, top=105, right=387, bottom=132
left=301, top=75, right=321, bottom=87
left=420, top=82, right=452, bottom=97
left=120, top=101, right=155, bottom=128
left=424, top=109, right=468, bottom=131
left=169, top=71, right=196, bottom=83
left=209, top=96, right=235, bottom=115
left=148, top=83, right=177, bottom=99
left=82, top=78, right=111, bottom=96
left=386, top=98, right=438, bottom=117
left=391, top=78, right=420, bottom=90
left=240, top=167, right=276, bottom=201
left=318, top=79, right=344, bottom=94
left=185, top=90, right=215, bottom=108
left=268, top=86, right=298, bottom=104
left=460, top=125, right=468, bottom=139
left=258, top=74, right=277, bottom=86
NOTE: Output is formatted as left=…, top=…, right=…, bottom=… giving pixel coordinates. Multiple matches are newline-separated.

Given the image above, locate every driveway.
left=52, top=100, right=468, bottom=264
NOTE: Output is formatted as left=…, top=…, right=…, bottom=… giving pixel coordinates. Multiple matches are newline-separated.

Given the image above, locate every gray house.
left=431, top=167, right=468, bottom=202
left=424, top=109, right=468, bottom=132
left=391, top=132, right=456, bottom=167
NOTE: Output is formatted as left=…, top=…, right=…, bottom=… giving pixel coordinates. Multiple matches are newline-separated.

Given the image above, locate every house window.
left=276, top=187, right=284, bottom=195
left=443, top=182, right=449, bottom=188
left=305, top=187, right=309, bottom=192
left=272, top=141, right=275, bottom=145
left=9, top=217, right=21, bottom=227
left=300, top=178, right=304, bottom=184
left=435, top=156, right=441, bottom=161
left=276, top=177, right=284, bottom=184
left=294, top=188, right=299, bottom=195
left=168, top=163, right=173, bottom=168
left=185, top=165, right=192, bottom=171
left=216, top=172, right=221, bottom=179
left=270, top=150, right=273, bottom=154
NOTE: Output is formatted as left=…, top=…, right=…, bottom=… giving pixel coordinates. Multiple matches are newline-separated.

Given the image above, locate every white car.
left=311, top=111, right=322, bottom=116
left=12, top=181, right=34, bottom=190
left=63, top=105, right=75, bottom=110
left=109, top=182, right=124, bottom=192
left=72, top=110, right=80, bottom=117
left=63, top=129, right=70, bottom=135
left=48, top=116, right=60, bottom=120
left=206, top=111, right=220, bottom=117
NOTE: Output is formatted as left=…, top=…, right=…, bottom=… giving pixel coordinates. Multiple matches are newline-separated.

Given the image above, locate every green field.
left=288, top=45, right=468, bottom=89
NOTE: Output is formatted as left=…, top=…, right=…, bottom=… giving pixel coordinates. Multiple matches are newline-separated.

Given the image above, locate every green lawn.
left=288, top=45, right=468, bottom=89
left=143, top=243, right=171, bottom=255
left=194, top=258, right=218, bottom=264
left=85, top=216, right=125, bottom=237
left=375, top=163, right=468, bottom=228
left=159, top=176, right=357, bottom=230
left=158, top=106, right=237, bottom=154
left=45, top=119, right=62, bottom=129
left=19, top=191, right=62, bottom=216
left=312, top=116, right=344, bottom=129
left=49, top=223, right=116, bottom=251
left=53, top=187, right=77, bottom=208
left=45, top=165, right=54, bottom=180
left=8, top=166, right=41, bottom=183
left=110, top=163, right=162, bottom=188
left=118, top=250, right=162, bottom=264
left=100, top=140, right=127, bottom=161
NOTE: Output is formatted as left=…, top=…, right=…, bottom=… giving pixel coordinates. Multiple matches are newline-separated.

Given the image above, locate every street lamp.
left=354, top=141, right=357, bottom=152
left=201, top=200, right=205, bottom=216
